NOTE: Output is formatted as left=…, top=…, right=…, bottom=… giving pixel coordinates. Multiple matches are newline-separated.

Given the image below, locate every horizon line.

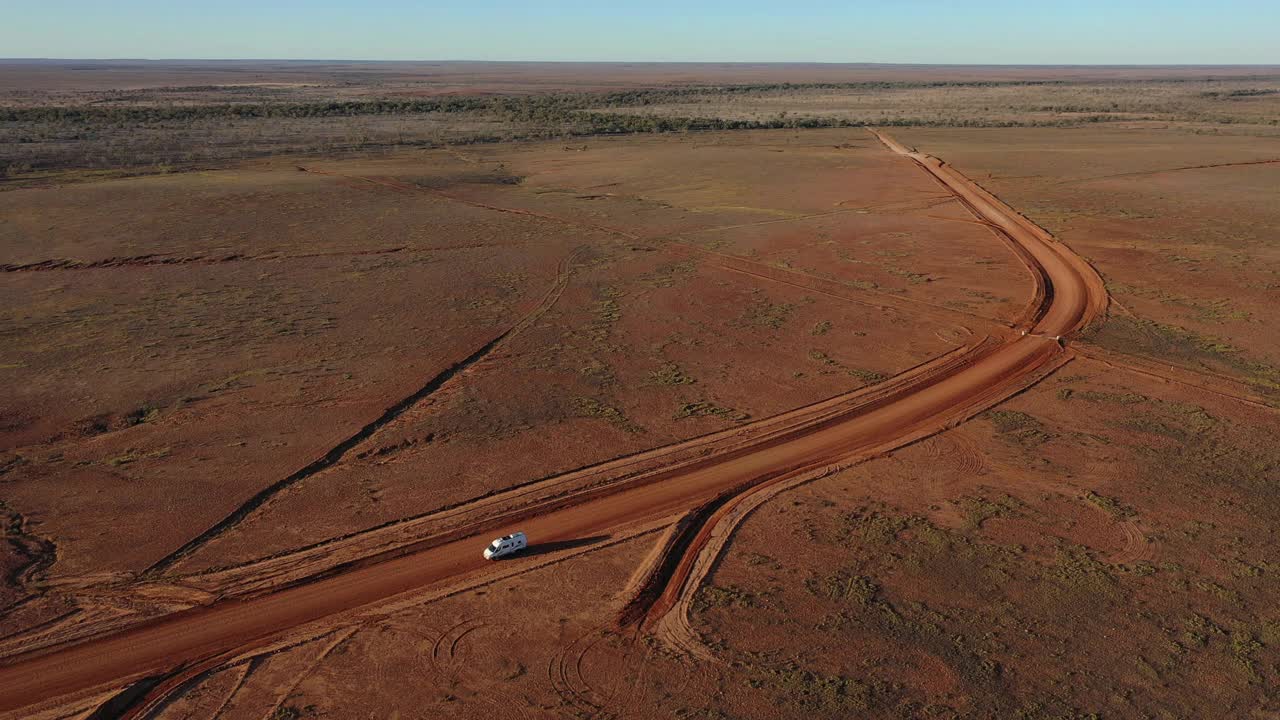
left=3, top=58, right=1279, bottom=68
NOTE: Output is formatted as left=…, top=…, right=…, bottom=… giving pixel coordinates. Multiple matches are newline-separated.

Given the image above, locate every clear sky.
left=3, top=0, right=1277, bottom=64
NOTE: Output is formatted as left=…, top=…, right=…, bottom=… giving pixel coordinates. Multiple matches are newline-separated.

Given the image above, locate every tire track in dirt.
left=658, top=207, right=862, bottom=236
left=255, top=627, right=359, bottom=720
left=642, top=196, right=956, bottom=245
left=1110, top=519, right=1154, bottom=566
left=0, top=247, right=419, bottom=273
left=922, top=428, right=987, bottom=478
left=546, top=626, right=650, bottom=719
left=605, top=627, right=658, bottom=719
left=1055, top=157, right=1280, bottom=186
left=935, top=324, right=976, bottom=344
left=835, top=194, right=958, bottom=211
left=0, top=604, right=134, bottom=662
left=142, top=247, right=584, bottom=577
left=0, top=241, right=545, bottom=274
left=0, top=132, right=1108, bottom=715
left=547, top=630, right=608, bottom=713
left=407, top=616, right=531, bottom=720
left=1075, top=342, right=1279, bottom=412
left=924, top=213, right=1004, bottom=230
left=206, top=660, right=252, bottom=720
left=106, top=626, right=359, bottom=720
left=104, top=650, right=242, bottom=720
left=299, top=167, right=641, bottom=241
left=430, top=618, right=486, bottom=674
left=0, top=606, right=78, bottom=651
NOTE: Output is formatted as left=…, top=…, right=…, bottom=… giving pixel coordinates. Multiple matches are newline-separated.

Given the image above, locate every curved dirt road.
left=0, top=131, right=1106, bottom=715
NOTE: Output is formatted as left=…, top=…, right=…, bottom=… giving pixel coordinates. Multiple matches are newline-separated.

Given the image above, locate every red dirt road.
left=0, top=131, right=1106, bottom=715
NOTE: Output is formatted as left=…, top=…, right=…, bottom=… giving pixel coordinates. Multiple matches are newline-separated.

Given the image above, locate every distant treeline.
left=0, top=80, right=1108, bottom=124
left=1199, top=88, right=1279, bottom=98
left=570, top=113, right=1134, bottom=135
left=11, top=74, right=1280, bottom=125
left=2, top=98, right=493, bottom=123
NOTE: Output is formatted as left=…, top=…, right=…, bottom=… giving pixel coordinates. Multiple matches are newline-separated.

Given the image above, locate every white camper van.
left=483, top=531, right=528, bottom=560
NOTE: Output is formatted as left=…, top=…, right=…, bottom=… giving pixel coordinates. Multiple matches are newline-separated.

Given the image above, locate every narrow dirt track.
left=0, top=131, right=1107, bottom=715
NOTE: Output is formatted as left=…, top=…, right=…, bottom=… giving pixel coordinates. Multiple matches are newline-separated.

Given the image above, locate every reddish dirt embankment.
left=0, top=131, right=1106, bottom=716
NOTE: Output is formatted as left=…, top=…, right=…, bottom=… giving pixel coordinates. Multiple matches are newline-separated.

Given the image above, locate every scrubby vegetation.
left=6, top=75, right=1279, bottom=176
left=984, top=409, right=1054, bottom=447
left=674, top=401, right=749, bottom=423
left=571, top=396, right=644, bottom=433
left=1087, top=316, right=1280, bottom=393
left=699, top=491, right=1280, bottom=718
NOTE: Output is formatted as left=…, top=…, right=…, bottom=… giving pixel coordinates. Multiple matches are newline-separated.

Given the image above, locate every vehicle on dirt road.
left=483, top=532, right=528, bottom=560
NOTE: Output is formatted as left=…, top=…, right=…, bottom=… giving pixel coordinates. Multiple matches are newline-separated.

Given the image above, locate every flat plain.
left=1, top=62, right=1278, bottom=719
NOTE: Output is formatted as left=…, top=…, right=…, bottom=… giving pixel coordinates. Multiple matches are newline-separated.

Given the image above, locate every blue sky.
left=4, top=0, right=1277, bottom=64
